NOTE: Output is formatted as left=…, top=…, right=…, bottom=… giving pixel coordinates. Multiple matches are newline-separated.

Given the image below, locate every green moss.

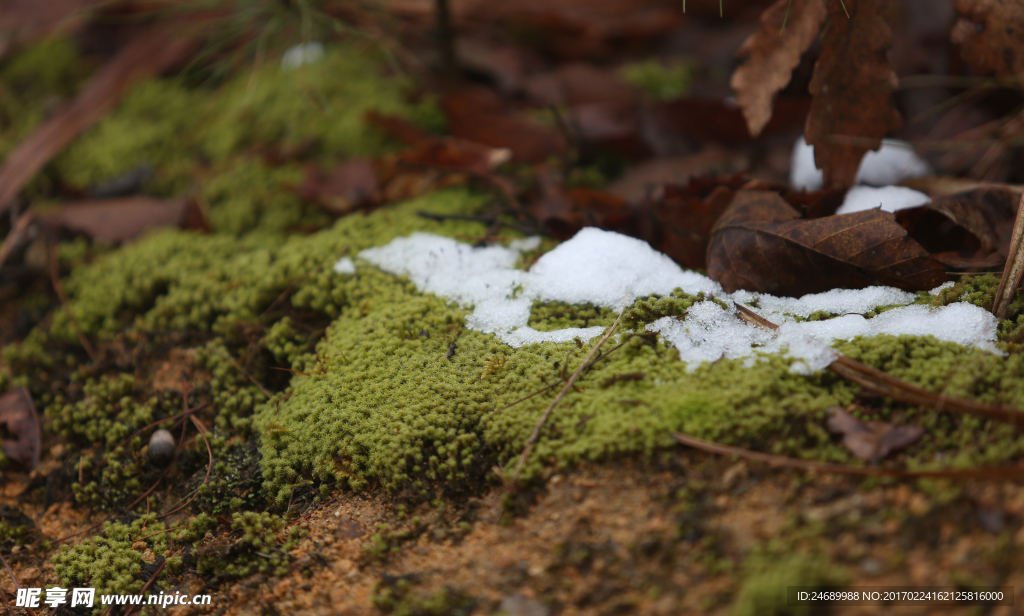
left=46, top=374, right=151, bottom=450
left=528, top=301, right=615, bottom=332
left=730, top=550, right=846, bottom=616
left=53, top=516, right=169, bottom=612
left=372, top=577, right=476, bottom=616
left=54, top=41, right=440, bottom=220
left=195, top=511, right=304, bottom=578
left=0, top=37, right=92, bottom=170
left=618, top=59, right=693, bottom=102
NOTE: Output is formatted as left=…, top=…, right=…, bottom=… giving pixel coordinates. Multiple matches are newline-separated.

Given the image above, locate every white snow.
left=281, top=42, right=325, bottom=70
left=333, top=257, right=356, bottom=275
left=350, top=228, right=1001, bottom=371
left=790, top=136, right=932, bottom=191
left=836, top=185, right=931, bottom=215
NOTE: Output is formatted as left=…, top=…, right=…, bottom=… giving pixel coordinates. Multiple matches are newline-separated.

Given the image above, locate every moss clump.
left=46, top=374, right=152, bottom=450
left=528, top=301, right=615, bottom=331
left=53, top=516, right=169, bottom=610
left=195, top=511, right=304, bottom=578
left=372, top=577, right=476, bottom=616
left=619, top=59, right=692, bottom=102
left=730, top=550, right=845, bottom=616
left=622, top=289, right=714, bottom=326
left=54, top=41, right=441, bottom=229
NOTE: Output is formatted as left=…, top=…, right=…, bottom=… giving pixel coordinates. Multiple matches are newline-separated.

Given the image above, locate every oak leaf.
left=826, top=406, right=923, bottom=463
left=805, top=0, right=902, bottom=187
left=951, top=0, right=1024, bottom=78
left=707, top=190, right=947, bottom=295
left=731, top=0, right=827, bottom=137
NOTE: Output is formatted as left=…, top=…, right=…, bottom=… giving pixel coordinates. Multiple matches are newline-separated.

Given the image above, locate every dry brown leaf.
left=0, top=25, right=195, bottom=215
left=707, top=190, right=947, bottom=295
left=896, top=187, right=1021, bottom=258
left=441, top=88, right=566, bottom=164
left=731, top=0, right=827, bottom=137
left=826, top=406, right=923, bottom=462
left=36, top=197, right=206, bottom=243
left=805, top=0, right=902, bottom=187
left=606, top=149, right=749, bottom=204
left=951, top=0, right=1024, bottom=78
left=646, top=175, right=750, bottom=269
left=0, top=388, right=40, bottom=471
left=299, top=160, right=379, bottom=215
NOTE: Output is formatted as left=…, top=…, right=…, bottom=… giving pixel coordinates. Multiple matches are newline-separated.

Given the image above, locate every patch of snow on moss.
left=352, top=228, right=1000, bottom=371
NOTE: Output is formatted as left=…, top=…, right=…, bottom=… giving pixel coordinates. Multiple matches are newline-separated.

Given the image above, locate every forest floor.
left=2, top=1, right=1024, bottom=615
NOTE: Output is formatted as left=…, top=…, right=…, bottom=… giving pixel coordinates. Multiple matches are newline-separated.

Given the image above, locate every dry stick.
left=0, top=209, right=32, bottom=271
left=218, top=348, right=272, bottom=399
left=672, top=432, right=1024, bottom=479
left=0, top=551, right=34, bottom=616
left=47, top=239, right=96, bottom=360
left=157, top=416, right=213, bottom=520
left=510, top=311, right=623, bottom=484
left=734, top=303, right=1024, bottom=425
left=992, top=190, right=1024, bottom=319
left=0, top=584, right=13, bottom=616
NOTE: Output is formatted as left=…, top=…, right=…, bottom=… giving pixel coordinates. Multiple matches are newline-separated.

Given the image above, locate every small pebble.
left=148, top=429, right=176, bottom=466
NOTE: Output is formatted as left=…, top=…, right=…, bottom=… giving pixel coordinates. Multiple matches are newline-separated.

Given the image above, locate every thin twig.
left=672, top=432, right=1024, bottom=479
left=157, top=416, right=213, bottom=519
left=0, top=209, right=33, bottom=271
left=0, top=550, right=34, bottom=616
left=510, top=311, right=623, bottom=483
left=218, top=348, right=272, bottom=398
left=120, top=559, right=166, bottom=616
left=734, top=303, right=1024, bottom=424
left=993, top=190, right=1024, bottom=318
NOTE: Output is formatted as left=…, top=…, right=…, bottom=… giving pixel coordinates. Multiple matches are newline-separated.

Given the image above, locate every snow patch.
left=333, top=257, right=356, bottom=275
left=836, top=185, right=931, bottom=215
left=352, top=228, right=1000, bottom=370
left=790, top=136, right=932, bottom=191
left=281, top=42, right=325, bottom=70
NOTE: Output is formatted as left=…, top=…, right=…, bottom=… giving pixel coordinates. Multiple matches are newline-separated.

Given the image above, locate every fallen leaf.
left=951, top=0, right=1024, bottom=78
left=523, top=62, right=637, bottom=108
left=606, top=148, right=750, bottom=204
left=642, top=96, right=811, bottom=153
left=826, top=406, right=923, bottom=462
left=441, top=87, right=567, bottom=164
left=37, top=197, right=206, bottom=243
left=299, top=160, right=379, bottom=215
left=0, top=387, right=41, bottom=471
left=900, top=176, right=1024, bottom=199
left=896, top=187, right=1021, bottom=258
left=646, top=175, right=749, bottom=269
left=529, top=169, right=631, bottom=239
left=805, top=0, right=902, bottom=187
left=0, top=25, right=196, bottom=215
left=707, top=190, right=947, bottom=295
left=731, top=0, right=827, bottom=137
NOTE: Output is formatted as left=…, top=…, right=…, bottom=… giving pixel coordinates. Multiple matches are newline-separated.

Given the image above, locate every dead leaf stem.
left=510, top=310, right=623, bottom=484
left=672, top=432, right=1024, bottom=479
left=992, top=190, right=1024, bottom=318
left=734, top=302, right=1024, bottom=424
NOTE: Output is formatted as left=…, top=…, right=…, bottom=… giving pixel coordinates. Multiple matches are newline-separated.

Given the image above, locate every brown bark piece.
left=731, top=0, right=827, bottom=137
left=805, top=0, right=902, bottom=187
left=707, top=190, right=947, bottom=295
left=951, top=0, right=1024, bottom=78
